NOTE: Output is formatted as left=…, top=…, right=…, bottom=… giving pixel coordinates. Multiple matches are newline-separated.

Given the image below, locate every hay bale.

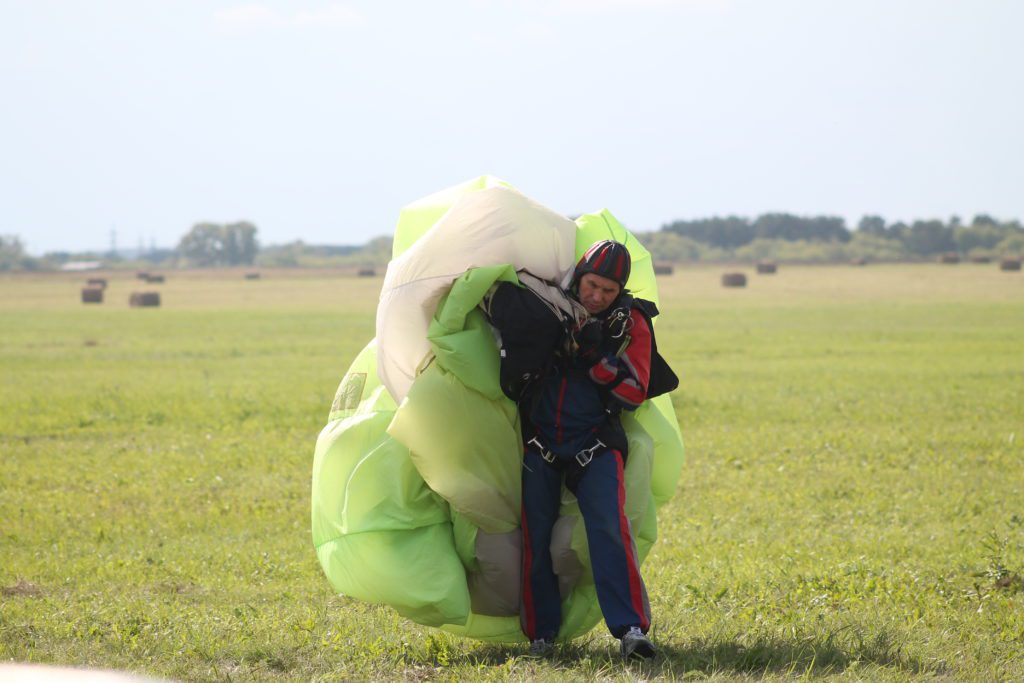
left=81, top=286, right=104, bottom=304
left=721, top=272, right=747, bottom=288
left=244, top=272, right=261, bottom=280
left=86, top=277, right=107, bottom=289
left=756, top=260, right=777, bottom=274
left=1000, top=257, right=1022, bottom=272
left=969, top=255, right=992, bottom=264
left=938, top=252, right=960, bottom=264
left=129, top=291, right=161, bottom=307
left=653, top=263, right=674, bottom=276
left=136, top=271, right=150, bottom=280
left=357, top=268, right=376, bottom=277
left=850, top=257, right=867, bottom=266
left=144, top=274, right=165, bottom=283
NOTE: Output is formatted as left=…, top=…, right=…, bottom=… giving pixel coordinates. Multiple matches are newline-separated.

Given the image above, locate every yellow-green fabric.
left=311, top=177, right=685, bottom=642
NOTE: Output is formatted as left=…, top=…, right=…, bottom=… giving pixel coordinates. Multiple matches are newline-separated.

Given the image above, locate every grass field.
left=1, top=264, right=1022, bottom=681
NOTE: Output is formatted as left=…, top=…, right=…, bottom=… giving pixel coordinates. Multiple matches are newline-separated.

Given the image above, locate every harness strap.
left=527, top=436, right=557, bottom=464
left=574, top=439, right=605, bottom=467
left=527, top=433, right=605, bottom=468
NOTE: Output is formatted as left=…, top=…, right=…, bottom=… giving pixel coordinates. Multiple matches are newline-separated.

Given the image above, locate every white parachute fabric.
left=376, top=185, right=578, bottom=403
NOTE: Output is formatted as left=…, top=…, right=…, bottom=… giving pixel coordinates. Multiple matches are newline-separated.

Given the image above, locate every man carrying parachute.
left=493, top=240, right=678, bottom=659
left=311, top=176, right=685, bottom=656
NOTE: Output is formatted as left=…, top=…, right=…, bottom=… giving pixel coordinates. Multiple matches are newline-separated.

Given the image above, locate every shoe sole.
left=623, top=641, right=657, bottom=660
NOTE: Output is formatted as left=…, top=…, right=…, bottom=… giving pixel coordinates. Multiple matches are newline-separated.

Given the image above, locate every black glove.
left=573, top=319, right=604, bottom=365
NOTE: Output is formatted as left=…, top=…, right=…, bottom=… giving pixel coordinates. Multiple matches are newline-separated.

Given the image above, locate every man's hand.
left=574, top=319, right=604, bottom=365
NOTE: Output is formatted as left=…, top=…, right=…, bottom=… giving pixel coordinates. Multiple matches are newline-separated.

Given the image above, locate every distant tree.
left=971, top=214, right=998, bottom=228
left=955, top=225, right=1006, bottom=252
left=0, top=235, right=38, bottom=271
left=662, top=216, right=754, bottom=249
left=177, top=223, right=223, bottom=266
left=735, top=238, right=850, bottom=263
left=996, top=232, right=1024, bottom=254
left=857, top=215, right=887, bottom=236
left=222, top=225, right=241, bottom=265
left=224, top=221, right=259, bottom=265
left=811, top=215, right=852, bottom=242
left=753, top=213, right=850, bottom=242
left=177, top=221, right=259, bottom=266
left=637, top=231, right=703, bottom=262
left=734, top=238, right=784, bottom=261
left=888, top=221, right=909, bottom=241
left=847, top=231, right=906, bottom=261
left=904, top=220, right=955, bottom=255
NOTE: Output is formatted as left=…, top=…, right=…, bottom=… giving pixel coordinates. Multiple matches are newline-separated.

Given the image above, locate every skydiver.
left=516, top=240, right=668, bottom=660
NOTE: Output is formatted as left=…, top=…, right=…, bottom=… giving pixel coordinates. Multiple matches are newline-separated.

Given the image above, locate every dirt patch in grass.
left=2, top=579, right=42, bottom=597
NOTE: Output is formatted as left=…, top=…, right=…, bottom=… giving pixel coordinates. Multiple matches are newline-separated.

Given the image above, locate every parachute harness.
left=527, top=433, right=607, bottom=469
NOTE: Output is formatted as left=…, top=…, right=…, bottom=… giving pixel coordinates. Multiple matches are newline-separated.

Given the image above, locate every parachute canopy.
left=312, top=176, right=684, bottom=642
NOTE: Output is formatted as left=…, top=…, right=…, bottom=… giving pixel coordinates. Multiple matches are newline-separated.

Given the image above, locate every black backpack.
left=483, top=281, right=571, bottom=402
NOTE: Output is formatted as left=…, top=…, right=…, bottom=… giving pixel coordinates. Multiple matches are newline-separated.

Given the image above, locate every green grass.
left=2, top=264, right=1023, bottom=681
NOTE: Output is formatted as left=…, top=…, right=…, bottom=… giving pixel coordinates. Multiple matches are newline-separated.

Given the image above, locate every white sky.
left=2, top=0, right=1022, bottom=254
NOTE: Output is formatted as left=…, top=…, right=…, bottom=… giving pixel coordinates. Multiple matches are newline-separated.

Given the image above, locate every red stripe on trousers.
left=520, top=502, right=537, bottom=639
left=614, top=450, right=649, bottom=631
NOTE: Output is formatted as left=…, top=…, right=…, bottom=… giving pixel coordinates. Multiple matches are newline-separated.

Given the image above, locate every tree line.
left=4, top=211, right=1023, bottom=271
left=1, top=221, right=390, bottom=271
left=662, top=213, right=850, bottom=247
left=650, top=213, right=1024, bottom=263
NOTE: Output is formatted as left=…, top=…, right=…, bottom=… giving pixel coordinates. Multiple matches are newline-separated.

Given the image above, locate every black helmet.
left=573, top=240, right=631, bottom=288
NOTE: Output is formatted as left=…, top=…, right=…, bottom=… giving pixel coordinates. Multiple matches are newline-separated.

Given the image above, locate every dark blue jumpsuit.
left=520, top=309, right=653, bottom=641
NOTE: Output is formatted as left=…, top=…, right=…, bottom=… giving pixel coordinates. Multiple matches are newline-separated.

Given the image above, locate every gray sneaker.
left=620, top=626, right=656, bottom=660
left=527, top=638, right=554, bottom=658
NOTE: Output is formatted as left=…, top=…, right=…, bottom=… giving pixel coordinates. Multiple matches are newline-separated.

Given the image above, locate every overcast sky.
left=3, top=0, right=1022, bottom=254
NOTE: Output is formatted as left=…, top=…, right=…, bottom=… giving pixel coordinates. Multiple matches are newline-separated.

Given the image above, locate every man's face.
left=578, top=273, right=621, bottom=315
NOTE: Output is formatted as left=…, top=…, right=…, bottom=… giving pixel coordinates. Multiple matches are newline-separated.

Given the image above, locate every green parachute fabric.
left=312, top=176, right=684, bottom=642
